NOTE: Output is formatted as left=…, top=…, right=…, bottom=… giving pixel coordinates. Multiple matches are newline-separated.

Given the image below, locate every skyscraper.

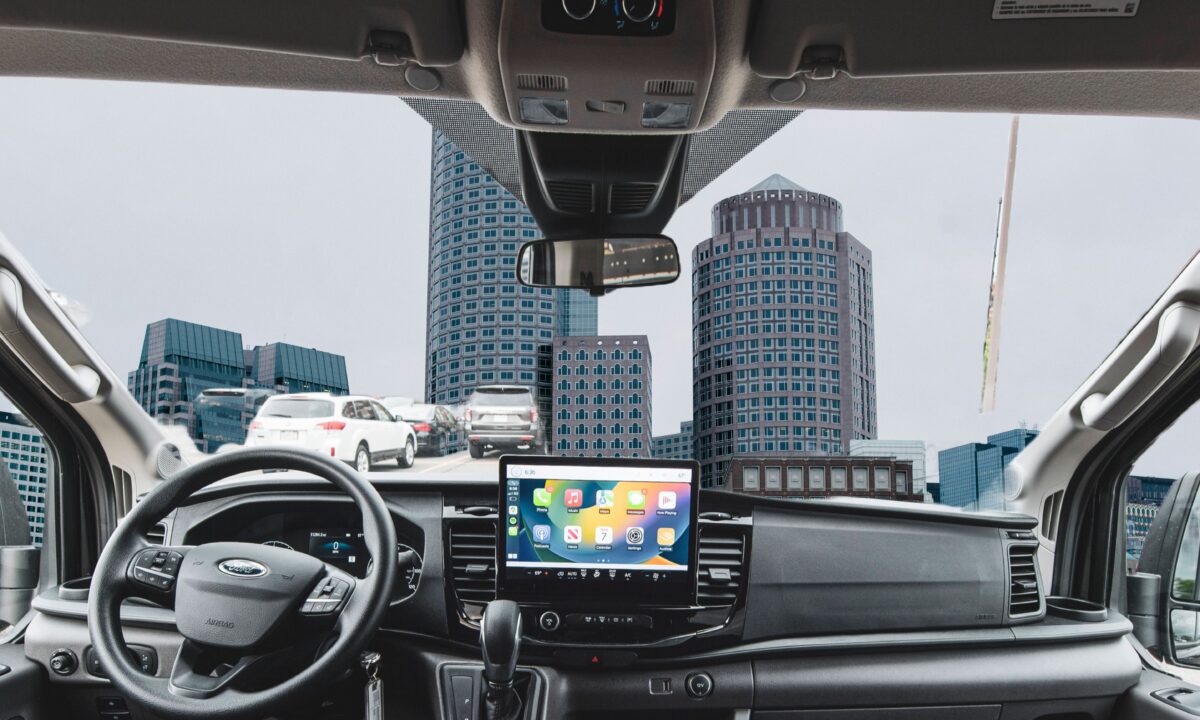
left=691, top=175, right=878, bottom=487
left=0, top=411, right=50, bottom=546
left=424, top=130, right=597, bottom=422
left=937, top=428, right=1038, bottom=511
left=552, top=335, right=652, bottom=457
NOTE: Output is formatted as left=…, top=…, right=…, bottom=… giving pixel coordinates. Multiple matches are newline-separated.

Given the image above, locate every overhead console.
left=497, top=0, right=717, bottom=132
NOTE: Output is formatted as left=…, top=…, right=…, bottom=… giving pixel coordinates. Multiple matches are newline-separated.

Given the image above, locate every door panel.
left=0, top=643, right=50, bottom=719
left=1118, top=668, right=1200, bottom=718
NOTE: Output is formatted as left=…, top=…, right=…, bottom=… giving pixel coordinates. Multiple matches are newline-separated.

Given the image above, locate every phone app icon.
left=564, top=525, right=582, bottom=544
left=507, top=526, right=518, bottom=537
left=533, top=487, right=553, bottom=507
left=595, top=489, right=615, bottom=508
left=627, top=490, right=646, bottom=510
left=595, top=526, right=613, bottom=545
left=658, top=491, right=677, bottom=510
left=626, top=527, right=644, bottom=545
left=564, top=488, right=583, bottom=508
left=657, top=527, right=676, bottom=546
left=532, top=525, right=552, bottom=543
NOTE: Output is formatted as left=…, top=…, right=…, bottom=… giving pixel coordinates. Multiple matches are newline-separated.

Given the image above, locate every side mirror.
left=517, top=236, right=680, bottom=295
left=1137, top=471, right=1200, bottom=666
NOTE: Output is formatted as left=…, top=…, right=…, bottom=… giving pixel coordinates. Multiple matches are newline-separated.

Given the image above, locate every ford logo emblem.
left=217, top=559, right=268, bottom=578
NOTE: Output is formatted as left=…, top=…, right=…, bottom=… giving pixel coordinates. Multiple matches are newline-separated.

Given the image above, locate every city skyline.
left=2, top=79, right=1199, bottom=476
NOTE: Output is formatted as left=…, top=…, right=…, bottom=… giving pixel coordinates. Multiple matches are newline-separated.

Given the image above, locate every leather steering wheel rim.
left=88, top=447, right=397, bottom=720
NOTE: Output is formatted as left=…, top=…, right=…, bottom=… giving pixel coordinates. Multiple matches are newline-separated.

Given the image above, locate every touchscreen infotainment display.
left=497, top=456, right=699, bottom=607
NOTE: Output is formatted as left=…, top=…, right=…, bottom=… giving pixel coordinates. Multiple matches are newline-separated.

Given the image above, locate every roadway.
left=378, top=449, right=500, bottom=475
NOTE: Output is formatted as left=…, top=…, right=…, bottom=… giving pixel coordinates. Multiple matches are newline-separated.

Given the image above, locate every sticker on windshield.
left=993, top=0, right=1139, bottom=19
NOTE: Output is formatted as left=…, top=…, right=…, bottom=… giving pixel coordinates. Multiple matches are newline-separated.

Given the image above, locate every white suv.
left=245, top=394, right=417, bottom=471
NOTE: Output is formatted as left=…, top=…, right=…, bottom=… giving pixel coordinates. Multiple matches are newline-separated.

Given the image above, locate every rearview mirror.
left=517, top=236, right=680, bottom=294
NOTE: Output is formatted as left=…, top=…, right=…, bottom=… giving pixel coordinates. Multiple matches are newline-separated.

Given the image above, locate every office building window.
left=874, top=466, right=891, bottom=491
left=742, top=466, right=760, bottom=490
left=809, top=466, right=826, bottom=491
left=830, top=467, right=848, bottom=491
left=765, top=466, right=782, bottom=490
left=852, top=466, right=868, bottom=491
left=786, top=467, right=804, bottom=490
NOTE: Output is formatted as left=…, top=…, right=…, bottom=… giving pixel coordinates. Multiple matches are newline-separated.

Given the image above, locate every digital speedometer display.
left=307, top=529, right=367, bottom=573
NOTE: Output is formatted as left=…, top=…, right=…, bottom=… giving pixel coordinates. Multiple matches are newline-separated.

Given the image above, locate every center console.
left=496, top=456, right=709, bottom=651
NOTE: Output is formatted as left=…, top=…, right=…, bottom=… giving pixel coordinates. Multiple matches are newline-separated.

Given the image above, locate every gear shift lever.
left=480, top=600, right=523, bottom=720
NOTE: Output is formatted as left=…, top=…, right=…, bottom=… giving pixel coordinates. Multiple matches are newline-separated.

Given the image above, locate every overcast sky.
left=0, top=78, right=1196, bottom=478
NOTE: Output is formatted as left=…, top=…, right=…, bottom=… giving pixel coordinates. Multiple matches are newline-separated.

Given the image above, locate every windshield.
left=3, top=79, right=1198, bottom=530
left=259, top=398, right=334, bottom=419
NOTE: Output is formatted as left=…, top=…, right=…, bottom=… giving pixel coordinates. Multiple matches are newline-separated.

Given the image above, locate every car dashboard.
left=25, top=466, right=1144, bottom=720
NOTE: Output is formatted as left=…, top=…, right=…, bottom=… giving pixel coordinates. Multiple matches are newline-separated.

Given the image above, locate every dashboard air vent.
left=516, top=73, right=568, bottom=92
left=144, top=522, right=167, bottom=546
left=544, top=180, right=594, bottom=213
left=609, top=183, right=658, bottom=214
left=645, top=79, right=696, bottom=96
left=1008, top=545, right=1041, bottom=617
left=697, top=524, right=747, bottom=607
left=448, top=520, right=497, bottom=605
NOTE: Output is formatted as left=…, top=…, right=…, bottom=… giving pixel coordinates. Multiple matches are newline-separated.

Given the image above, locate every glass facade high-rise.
left=128, top=319, right=246, bottom=452
left=424, top=130, right=597, bottom=424
left=130, top=319, right=349, bottom=452
left=0, top=412, right=49, bottom=546
left=937, top=428, right=1038, bottom=511
left=691, top=175, right=878, bottom=488
left=552, top=335, right=652, bottom=457
left=653, top=421, right=694, bottom=460
left=247, top=343, right=349, bottom=394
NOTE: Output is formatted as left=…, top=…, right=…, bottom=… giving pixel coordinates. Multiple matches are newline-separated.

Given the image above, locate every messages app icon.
left=627, top=490, right=646, bottom=510
left=533, top=487, right=553, bottom=507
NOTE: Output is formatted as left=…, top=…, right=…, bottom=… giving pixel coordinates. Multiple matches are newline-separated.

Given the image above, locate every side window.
left=0, top=399, right=56, bottom=637
left=370, top=402, right=393, bottom=422
left=341, top=402, right=357, bottom=419
left=354, top=401, right=377, bottom=421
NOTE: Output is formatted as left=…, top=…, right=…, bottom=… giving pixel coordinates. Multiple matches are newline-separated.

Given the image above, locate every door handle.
left=0, top=269, right=100, bottom=402
left=1081, top=302, right=1200, bottom=431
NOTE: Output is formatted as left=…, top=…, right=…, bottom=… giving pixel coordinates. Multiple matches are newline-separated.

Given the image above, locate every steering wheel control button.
left=302, top=576, right=353, bottom=614
left=685, top=672, right=714, bottom=698
left=538, top=611, right=561, bottom=632
left=131, top=549, right=184, bottom=590
left=49, top=649, right=77, bottom=676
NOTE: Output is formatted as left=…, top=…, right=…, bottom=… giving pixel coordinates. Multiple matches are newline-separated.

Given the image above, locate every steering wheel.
left=88, top=447, right=397, bottom=720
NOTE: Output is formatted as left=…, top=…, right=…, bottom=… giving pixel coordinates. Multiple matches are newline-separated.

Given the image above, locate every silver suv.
left=465, top=385, right=545, bottom=458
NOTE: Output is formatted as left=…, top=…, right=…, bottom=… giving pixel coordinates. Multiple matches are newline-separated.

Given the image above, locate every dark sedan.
left=391, top=403, right=458, bottom=456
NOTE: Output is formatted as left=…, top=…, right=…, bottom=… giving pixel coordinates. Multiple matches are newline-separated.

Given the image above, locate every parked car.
left=245, top=393, right=417, bottom=470
left=464, top=385, right=545, bottom=458
left=389, top=402, right=458, bottom=456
